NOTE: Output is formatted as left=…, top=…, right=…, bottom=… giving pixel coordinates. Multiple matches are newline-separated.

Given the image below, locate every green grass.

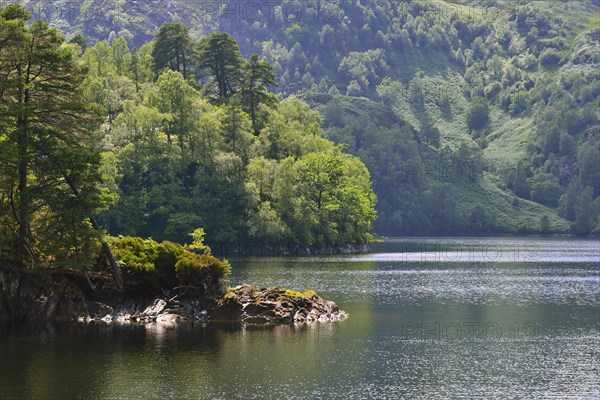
left=453, top=174, right=570, bottom=233
left=483, top=114, right=535, bottom=169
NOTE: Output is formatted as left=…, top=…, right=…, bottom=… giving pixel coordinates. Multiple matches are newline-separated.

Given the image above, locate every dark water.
left=1, top=237, right=599, bottom=399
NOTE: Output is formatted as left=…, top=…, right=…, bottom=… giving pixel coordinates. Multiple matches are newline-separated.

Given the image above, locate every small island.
left=0, top=229, right=347, bottom=325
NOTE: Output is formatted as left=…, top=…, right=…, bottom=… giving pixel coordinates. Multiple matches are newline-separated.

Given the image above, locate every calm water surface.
left=1, top=237, right=599, bottom=399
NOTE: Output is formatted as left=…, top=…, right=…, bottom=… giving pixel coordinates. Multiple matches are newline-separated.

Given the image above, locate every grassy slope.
left=403, top=0, right=593, bottom=232
left=320, top=94, right=570, bottom=233
left=453, top=174, right=570, bottom=233
left=483, top=113, right=535, bottom=169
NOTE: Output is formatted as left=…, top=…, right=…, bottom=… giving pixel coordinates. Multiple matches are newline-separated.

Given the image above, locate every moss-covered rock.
left=213, top=285, right=348, bottom=324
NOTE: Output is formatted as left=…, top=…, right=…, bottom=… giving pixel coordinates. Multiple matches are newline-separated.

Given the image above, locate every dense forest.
left=0, top=3, right=376, bottom=279
left=1, top=0, right=599, bottom=275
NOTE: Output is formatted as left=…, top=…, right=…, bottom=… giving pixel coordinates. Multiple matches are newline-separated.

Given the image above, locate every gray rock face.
left=142, top=299, right=167, bottom=316
left=126, top=298, right=210, bottom=324
left=0, top=268, right=88, bottom=323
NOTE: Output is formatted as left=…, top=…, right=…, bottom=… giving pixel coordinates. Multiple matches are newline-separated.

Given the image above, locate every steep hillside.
left=9, top=0, right=599, bottom=234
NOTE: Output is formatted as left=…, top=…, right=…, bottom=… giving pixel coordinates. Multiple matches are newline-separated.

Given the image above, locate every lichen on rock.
left=212, top=285, right=348, bottom=324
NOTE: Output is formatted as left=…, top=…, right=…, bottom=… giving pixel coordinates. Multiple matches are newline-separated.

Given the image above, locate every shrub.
left=539, top=49, right=562, bottom=68
left=108, top=231, right=231, bottom=293
left=109, top=236, right=158, bottom=273
left=108, top=236, right=187, bottom=290
left=175, top=252, right=231, bottom=291
left=155, top=241, right=185, bottom=287
left=155, top=241, right=185, bottom=271
left=108, top=236, right=161, bottom=290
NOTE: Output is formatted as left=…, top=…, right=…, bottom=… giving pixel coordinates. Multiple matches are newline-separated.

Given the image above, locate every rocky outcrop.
left=212, top=285, right=348, bottom=324
left=0, top=268, right=89, bottom=323
left=110, top=298, right=211, bottom=324
left=0, top=268, right=347, bottom=325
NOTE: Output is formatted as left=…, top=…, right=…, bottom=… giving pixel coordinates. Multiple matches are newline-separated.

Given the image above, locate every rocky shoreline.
left=0, top=268, right=347, bottom=325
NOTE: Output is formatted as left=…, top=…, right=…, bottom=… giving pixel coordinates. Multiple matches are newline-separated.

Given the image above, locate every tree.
left=0, top=6, right=121, bottom=286
left=197, top=32, right=243, bottom=101
left=469, top=204, right=487, bottom=232
left=247, top=201, right=287, bottom=244
left=421, top=116, right=441, bottom=148
left=467, top=97, right=490, bottom=131
left=540, top=215, right=550, bottom=234
left=69, top=33, right=88, bottom=55
left=530, top=176, right=562, bottom=207
left=241, top=54, right=278, bottom=135
left=573, top=186, right=595, bottom=235
left=221, top=98, right=254, bottom=162
left=559, top=177, right=583, bottom=221
left=155, top=70, right=198, bottom=149
left=578, top=139, right=600, bottom=197
left=151, top=22, right=192, bottom=79
left=294, top=150, right=376, bottom=245
left=112, top=37, right=131, bottom=76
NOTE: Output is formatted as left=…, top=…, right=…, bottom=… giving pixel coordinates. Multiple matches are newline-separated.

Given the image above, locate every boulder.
left=213, top=285, right=348, bottom=324
left=142, top=299, right=167, bottom=316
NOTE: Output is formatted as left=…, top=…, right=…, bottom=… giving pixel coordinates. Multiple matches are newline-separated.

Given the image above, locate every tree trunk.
left=64, top=178, right=124, bottom=291
left=17, top=133, right=30, bottom=255
left=92, top=219, right=124, bottom=292
left=16, top=71, right=31, bottom=259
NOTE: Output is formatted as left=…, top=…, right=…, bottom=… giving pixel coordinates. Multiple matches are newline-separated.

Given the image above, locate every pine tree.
left=151, top=22, right=192, bottom=79
left=0, top=6, right=122, bottom=288
left=196, top=32, right=243, bottom=101
left=241, top=54, right=278, bottom=135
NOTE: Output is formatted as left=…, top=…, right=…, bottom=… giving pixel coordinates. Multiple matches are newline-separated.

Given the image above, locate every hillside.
left=8, top=0, right=600, bottom=235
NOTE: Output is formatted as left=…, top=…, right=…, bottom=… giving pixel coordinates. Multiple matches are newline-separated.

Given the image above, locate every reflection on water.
left=1, top=238, right=599, bottom=399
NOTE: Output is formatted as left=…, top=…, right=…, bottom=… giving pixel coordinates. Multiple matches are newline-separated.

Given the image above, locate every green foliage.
left=539, top=49, right=563, bottom=68
left=578, top=139, right=600, bottom=197
left=240, top=54, right=278, bottom=135
left=175, top=252, right=231, bottom=288
left=188, top=228, right=211, bottom=255
left=71, top=30, right=376, bottom=249
left=109, top=236, right=160, bottom=273
left=421, top=117, right=441, bottom=148
left=151, top=22, right=192, bottom=78
left=467, top=97, right=490, bottom=131
left=69, top=33, right=88, bottom=54
left=0, top=6, right=107, bottom=266
left=245, top=141, right=377, bottom=246
left=197, top=32, right=243, bottom=101
left=107, top=234, right=231, bottom=290
left=573, top=186, right=599, bottom=234
left=530, top=175, right=562, bottom=208
left=540, top=215, right=551, bottom=234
